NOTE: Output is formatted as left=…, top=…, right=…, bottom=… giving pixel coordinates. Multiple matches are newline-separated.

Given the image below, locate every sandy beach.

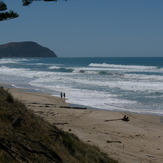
left=4, top=85, right=163, bottom=163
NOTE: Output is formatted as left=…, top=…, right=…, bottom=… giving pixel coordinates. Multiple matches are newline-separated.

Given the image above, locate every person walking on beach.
left=63, top=92, right=66, bottom=99
left=60, top=92, right=63, bottom=98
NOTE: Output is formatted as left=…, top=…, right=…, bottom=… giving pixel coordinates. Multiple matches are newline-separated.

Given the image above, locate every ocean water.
left=0, top=57, right=163, bottom=115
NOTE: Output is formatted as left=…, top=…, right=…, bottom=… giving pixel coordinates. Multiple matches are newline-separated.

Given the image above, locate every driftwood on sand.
left=105, top=115, right=130, bottom=122
left=60, top=106, right=87, bottom=110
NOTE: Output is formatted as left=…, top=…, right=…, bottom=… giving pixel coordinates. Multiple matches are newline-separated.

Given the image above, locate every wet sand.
left=5, top=85, right=163, bottom=163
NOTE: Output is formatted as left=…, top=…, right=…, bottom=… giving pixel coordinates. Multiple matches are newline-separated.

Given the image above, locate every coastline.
left=2, top=84, right=163, bottom=163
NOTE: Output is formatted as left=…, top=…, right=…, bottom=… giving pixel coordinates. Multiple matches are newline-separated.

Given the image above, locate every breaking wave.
left=0, top=57, right=163, bottom=115
left=89, top=63, right=157, bottom=69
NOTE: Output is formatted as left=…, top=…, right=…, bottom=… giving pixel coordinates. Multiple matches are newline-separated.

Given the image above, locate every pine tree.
left=0, top=0, right=64, bottom=21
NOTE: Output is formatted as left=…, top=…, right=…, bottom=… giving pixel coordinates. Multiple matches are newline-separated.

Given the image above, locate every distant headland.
left=0, top=41, right=57, bottom=57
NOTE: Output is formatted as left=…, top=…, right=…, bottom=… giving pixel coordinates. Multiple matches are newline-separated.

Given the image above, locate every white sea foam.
left=1, top=65, right=163, bottom=93
left=1, top=58, right=163, bottom=115
left=64, top=89, right=137, bottom=111
left=72, top=65, right=163, bottom=75
left=0, top=66, right=57, bottom=79
left=32, top=63, right=49, bottom=66
left=29, top=81, right=137, bottom=111
left=49, top=66, right=62, bottom=69
left=25, top=70, right=163, bottom=94
left=0, top=66, right=30, bottom=75
left=51, top=75, right=163, bottom=92
left=89, top=63, right=157, bottom=70
left=124, top=73, right=163, bottom=81
left=0, top=58, right=29, bottom=64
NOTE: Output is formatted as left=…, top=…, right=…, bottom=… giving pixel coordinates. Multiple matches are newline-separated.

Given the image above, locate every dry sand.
left=4, top=85, right=163, bottom=163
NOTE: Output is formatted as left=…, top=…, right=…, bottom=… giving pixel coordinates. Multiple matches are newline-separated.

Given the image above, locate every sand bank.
left=5, top=85, right=163, bottom=163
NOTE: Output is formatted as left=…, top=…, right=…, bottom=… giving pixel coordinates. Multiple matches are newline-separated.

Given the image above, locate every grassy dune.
left=0, top=87, right=118, bottom=163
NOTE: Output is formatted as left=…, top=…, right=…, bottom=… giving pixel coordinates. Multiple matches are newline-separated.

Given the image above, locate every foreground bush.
left=0, top=87, right=118, bottom=163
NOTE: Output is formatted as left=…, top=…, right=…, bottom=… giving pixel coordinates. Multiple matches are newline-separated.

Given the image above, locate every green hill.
left=0, top=87, right=118, bottom=163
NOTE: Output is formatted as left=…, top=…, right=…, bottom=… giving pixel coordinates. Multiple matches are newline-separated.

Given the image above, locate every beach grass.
left=0, top=87, right=118, bottom=163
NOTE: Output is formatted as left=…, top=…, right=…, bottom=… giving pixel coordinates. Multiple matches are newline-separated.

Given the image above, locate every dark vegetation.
left=0, top=87, right=118, bottom=163
left=0, top=42, right=57, bottom=58
left=0, top=1, right=18, bottom=21
left=0, top=0, right=65, bottom=21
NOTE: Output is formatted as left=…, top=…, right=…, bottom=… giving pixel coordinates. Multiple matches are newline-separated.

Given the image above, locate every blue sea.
left=0, top=57, right=163, bottom=115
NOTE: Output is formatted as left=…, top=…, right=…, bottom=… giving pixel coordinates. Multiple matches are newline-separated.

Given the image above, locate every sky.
left=0, top=0, right=163, bottom=57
